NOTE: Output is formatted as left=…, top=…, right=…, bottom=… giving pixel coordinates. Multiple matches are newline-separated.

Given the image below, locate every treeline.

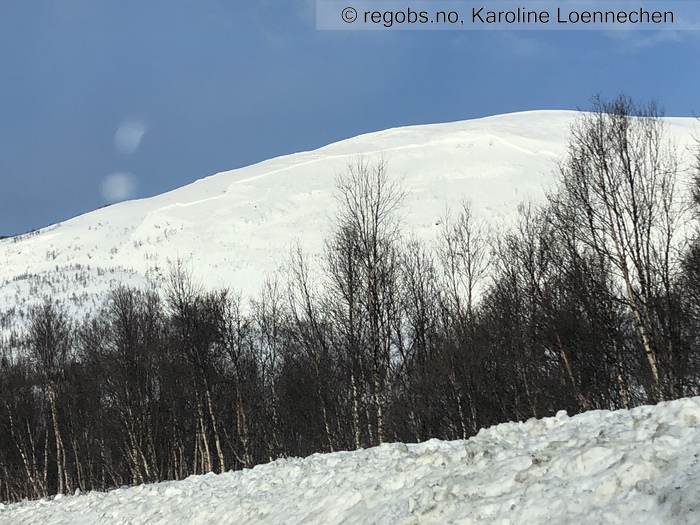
left=2, top=95, right=700, bottom=502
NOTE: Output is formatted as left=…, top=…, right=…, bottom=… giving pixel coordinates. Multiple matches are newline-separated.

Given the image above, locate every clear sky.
left=1, top=1, right=699, bottom=236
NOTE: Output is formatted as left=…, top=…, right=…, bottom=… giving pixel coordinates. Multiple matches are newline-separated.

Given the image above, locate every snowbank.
left=2, top=397, right=700, bottom=524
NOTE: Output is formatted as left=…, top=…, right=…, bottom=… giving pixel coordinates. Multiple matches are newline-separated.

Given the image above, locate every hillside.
left=0, top=111, right=650, bottom=317
left=2, top=110, right=696, bottom=323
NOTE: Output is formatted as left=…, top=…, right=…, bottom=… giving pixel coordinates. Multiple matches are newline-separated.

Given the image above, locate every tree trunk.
left=48, top=386, right=70, bottom=494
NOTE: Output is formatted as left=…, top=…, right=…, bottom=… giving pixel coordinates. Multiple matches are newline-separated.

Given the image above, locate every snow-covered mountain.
left=2, top=111, right=700, bottom=524
left=0, top=111, right=696, bottom=320
left=2, top=396, right=699, bottom=525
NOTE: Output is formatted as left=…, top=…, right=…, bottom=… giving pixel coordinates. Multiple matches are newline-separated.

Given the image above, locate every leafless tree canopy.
left=551, top=95, right=687, bottom=402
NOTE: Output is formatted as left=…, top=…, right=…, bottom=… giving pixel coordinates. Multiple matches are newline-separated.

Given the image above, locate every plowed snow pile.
left=2, top=397, right=699, bottom=524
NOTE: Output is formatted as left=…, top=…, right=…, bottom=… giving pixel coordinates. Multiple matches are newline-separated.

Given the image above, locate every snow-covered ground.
left=1, top=111, right=696, bottom=326
left=2, top=397, right=699, bottom=525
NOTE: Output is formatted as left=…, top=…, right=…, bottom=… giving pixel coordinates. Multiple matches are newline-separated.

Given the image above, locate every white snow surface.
left=2, top=397, right=699, bottom=524
left=1, top=111, right=696, bottom=324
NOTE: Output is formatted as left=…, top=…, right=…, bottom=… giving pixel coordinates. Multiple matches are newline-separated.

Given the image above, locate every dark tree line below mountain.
left=2, top=95, right=700, bottom=503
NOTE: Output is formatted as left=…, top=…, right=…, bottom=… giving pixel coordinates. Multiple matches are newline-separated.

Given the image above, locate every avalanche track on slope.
left=1, top=111, right=695, bottom=324
left=2, top=397, right=699, bottom=525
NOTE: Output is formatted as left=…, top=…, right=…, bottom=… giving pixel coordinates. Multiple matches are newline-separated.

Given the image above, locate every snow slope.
left=2, top=396, right=699, bottom=524
left=1, top=111, right=696, bottom=323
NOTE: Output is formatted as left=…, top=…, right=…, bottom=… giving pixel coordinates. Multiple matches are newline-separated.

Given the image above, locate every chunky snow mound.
left=2, top=397, right=699, bottom=525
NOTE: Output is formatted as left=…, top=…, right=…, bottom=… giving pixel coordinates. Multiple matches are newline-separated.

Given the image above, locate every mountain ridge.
left=1, top=110, right=697, bottom=321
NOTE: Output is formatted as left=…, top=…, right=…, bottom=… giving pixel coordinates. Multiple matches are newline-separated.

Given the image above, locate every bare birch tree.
left=27, top=302, right=73, bottom=494
left=328, top=157, right=405, bottom=445
left=551, top=95, right=684, bottom=402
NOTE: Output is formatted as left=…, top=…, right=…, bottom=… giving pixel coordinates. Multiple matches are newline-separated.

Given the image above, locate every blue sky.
left=1, top=1, right=699, bottom=236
